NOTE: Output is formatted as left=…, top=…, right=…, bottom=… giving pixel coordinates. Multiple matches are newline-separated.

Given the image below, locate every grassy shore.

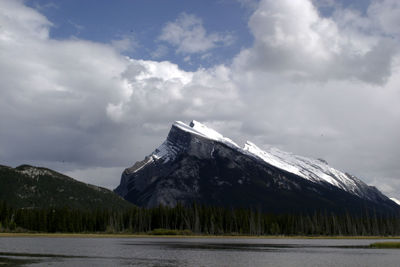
left=1, top=232, right=400, bottom=239
left=369, top=242, right=400, bottom=248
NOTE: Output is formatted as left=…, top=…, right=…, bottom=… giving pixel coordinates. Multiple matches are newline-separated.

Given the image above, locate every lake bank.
left=2, top=232, right=400, bottom=239
left=370, top=241, right=400, bottom=248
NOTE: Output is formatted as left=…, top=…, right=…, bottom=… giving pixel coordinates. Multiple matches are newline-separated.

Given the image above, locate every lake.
left=0, top=236, right=399, bottom=266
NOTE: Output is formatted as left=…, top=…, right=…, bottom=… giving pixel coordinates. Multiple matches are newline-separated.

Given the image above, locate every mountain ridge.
left=0, top=164, right=132, bottom=210
left=115, top=120, right=399, bottom=214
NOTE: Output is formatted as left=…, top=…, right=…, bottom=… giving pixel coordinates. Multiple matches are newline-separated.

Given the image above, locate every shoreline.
left=1, top=233, right=400, bottom=239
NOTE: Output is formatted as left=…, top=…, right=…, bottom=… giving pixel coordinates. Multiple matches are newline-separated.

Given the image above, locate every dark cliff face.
left=115, top=122, right=400, bottom=215
left=115, top=124, right=212, bottom=207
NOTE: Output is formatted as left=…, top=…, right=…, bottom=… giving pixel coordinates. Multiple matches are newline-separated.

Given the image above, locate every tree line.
left=1, top=200, right=400, bottom=236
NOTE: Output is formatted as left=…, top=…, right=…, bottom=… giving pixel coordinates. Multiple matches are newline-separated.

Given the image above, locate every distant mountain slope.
left=115, top=120, right=399, bottom=215
left=0, top=164, right=132, bottom=210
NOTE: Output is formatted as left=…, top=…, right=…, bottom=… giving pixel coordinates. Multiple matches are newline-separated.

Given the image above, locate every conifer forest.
left=1, top=201, right=400, bottom=236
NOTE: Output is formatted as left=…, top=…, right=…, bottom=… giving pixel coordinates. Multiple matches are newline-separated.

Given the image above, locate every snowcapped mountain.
left=115, top=121, right=399, bottom=214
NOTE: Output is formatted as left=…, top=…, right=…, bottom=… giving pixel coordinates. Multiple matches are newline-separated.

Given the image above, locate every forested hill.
left=0, top=164, right=132, bottom=210
left=1, top=164, right=400, bottom=236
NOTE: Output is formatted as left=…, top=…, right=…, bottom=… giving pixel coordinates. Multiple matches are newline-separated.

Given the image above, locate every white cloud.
left=159, top=12, right=234, bottom=54
left=108, top=60, right=242, bottom=126
left=230, top=0, right=400, bottom=196
left=0, top=0, right=241, bottom=173
left=110, top=35, right=138, bottom=53
left=233, top=0, right=399, bottom=84
left=1, top=0, right=130, bottom=165
left=151, top=44, right=169, bottom=59
left=368, top=0, right=400, bottom=36
left=0, top=0, right=51, bottom=41
left=312, top=0, right=336, bottom=8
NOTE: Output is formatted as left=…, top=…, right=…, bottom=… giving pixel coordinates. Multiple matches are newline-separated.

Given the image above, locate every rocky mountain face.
left=115, top=121, right=399, bottom=214
left=0, top=164, right=132, bottom=210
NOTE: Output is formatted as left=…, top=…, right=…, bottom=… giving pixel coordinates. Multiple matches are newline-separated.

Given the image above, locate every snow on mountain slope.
left=124, top=120, right=383, bottom=201
left=163, top=121, right=372, bottom=199
left=243, top=141, right=361, bottom=196
left=390, top=198, right=400, bottom=206
left=175, top=120, right=240, bottom=149
left=117, top=120, right=398, bottom=210
left=126, top=120, right=241, bottom=172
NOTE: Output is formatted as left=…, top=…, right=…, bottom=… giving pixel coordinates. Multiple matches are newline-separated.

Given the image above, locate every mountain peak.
left=159, top=121, right=387, bottom=199
left=173, top=120, right=239, bottom=148
left=189, top=119, right=201, bottom=127
left=116, top=120, right=398, bottom=213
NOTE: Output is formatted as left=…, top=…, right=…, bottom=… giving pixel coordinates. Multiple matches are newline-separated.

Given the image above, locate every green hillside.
left=0, top=164, right=132, bottom=210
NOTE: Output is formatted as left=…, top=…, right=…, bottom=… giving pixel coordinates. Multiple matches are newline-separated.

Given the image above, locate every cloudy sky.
left=0, top=0, right=399, bottom=199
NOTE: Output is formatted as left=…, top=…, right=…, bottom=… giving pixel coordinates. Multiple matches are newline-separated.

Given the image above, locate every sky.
left=0, top=0, right=399, bottom=199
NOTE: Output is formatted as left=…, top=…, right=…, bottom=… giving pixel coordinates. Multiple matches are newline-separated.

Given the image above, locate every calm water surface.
left=0, top=237, right=399, bottom=266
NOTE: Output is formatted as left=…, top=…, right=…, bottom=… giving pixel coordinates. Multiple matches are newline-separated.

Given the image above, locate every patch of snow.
left=143, top=120, right=236, bottom=166
left=390, top=197, right=400, bottom=206
left=174, top=120, right=240, bottom=149
left=153, top=141, right=170, bottom=159
left=18, top=167, right=55, bottom=179
left=131, top=157, right=154, bottom=174
left=244, top=141, right=303, bottom=177
left=163, top=157, right=170, bottom=163
left=210, top=146, right=215, bottom=157
left=243, top=141, right=362, bottom=197
left=152, top=139, right=183, bottom=163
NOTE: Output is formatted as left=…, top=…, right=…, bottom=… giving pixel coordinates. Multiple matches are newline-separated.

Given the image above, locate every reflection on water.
left=0, top=237, right=399, bottom=266
left=0, top=255, right=40, bottom=266
left=126, top=241, right=371, bottom=251
left=0, top=249, right=181, bottom=266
